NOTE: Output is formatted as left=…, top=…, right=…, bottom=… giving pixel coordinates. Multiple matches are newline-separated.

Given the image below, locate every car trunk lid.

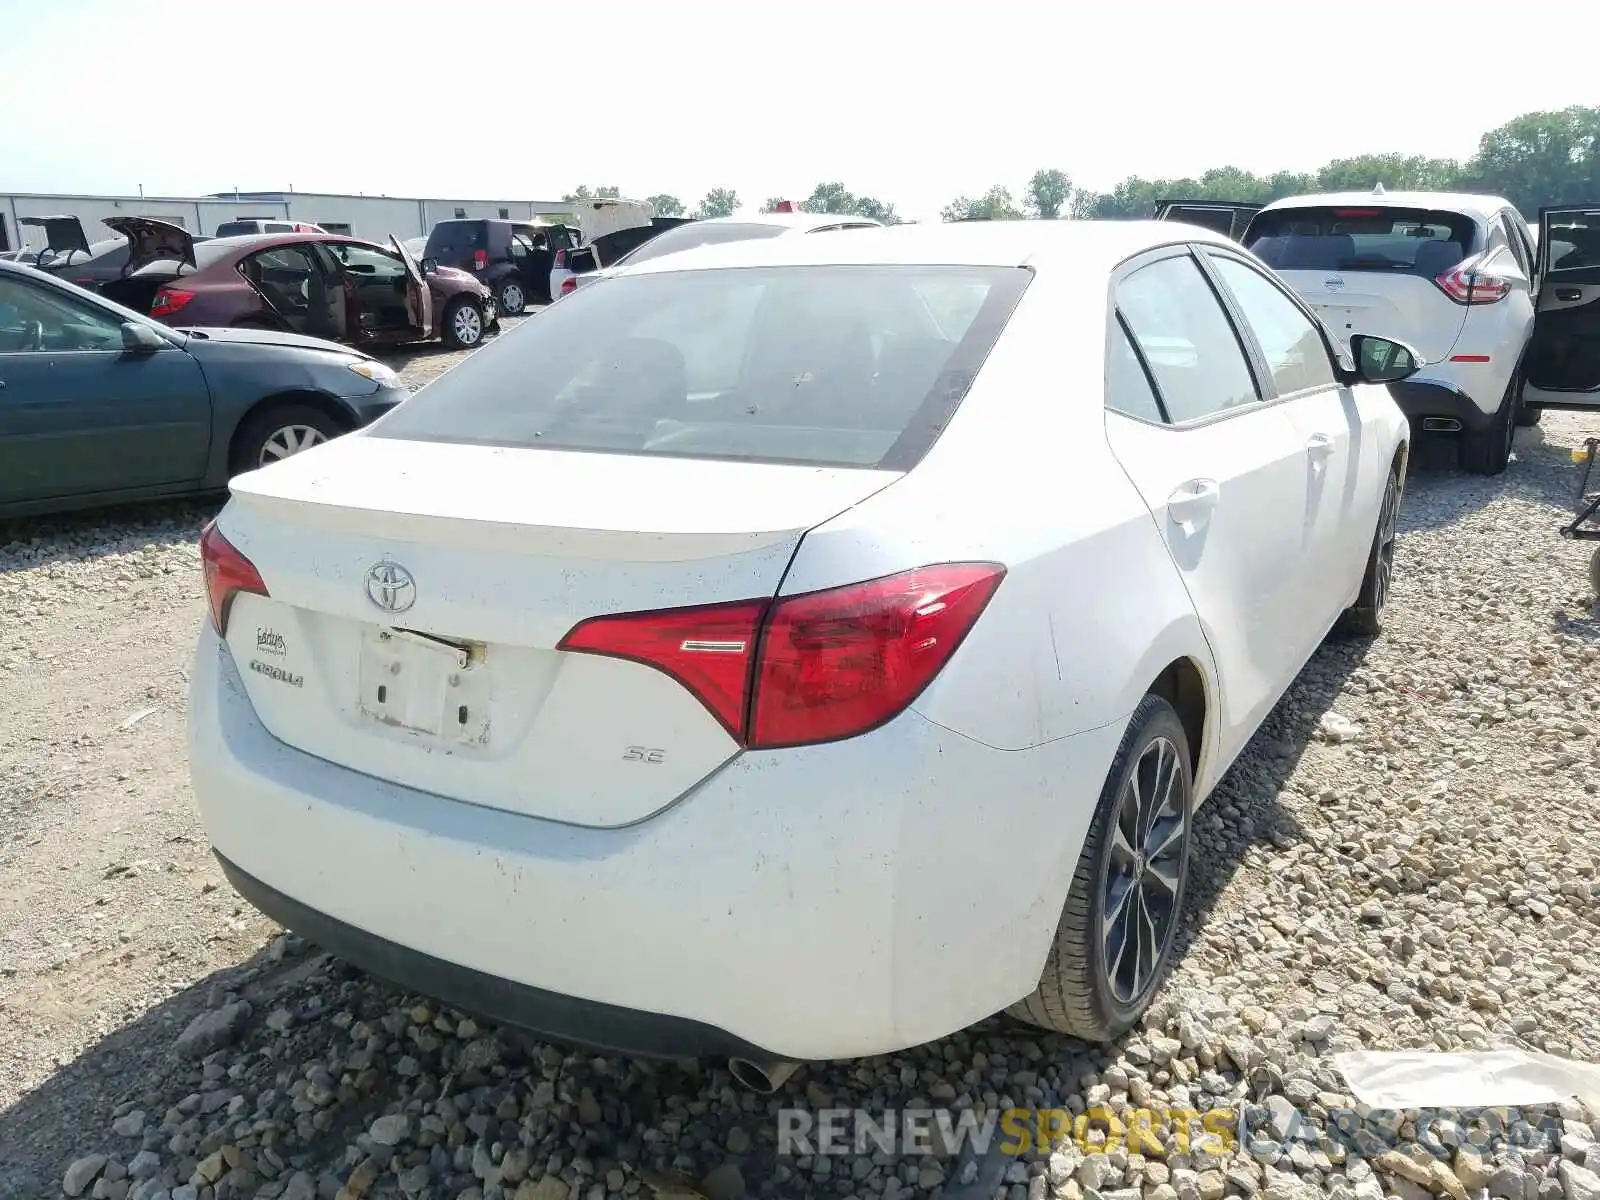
left=20, top=215, right=90, bottom=258
left=1274, top=269, right=1469, bottom=365
left=102, top=216, right=196, bottom=274
left=213, top=434, right=901, bottom=828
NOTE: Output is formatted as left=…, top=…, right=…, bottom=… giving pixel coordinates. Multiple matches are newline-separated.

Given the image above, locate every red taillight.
left=560, top=277, right=577, bottom=295
left=473, top=249, right=488, bottom=270
left=199, top=521, right=268, bottom=636
left=560, top=599, right=766, bottom=738
left=73, top=276, right=96, bottom=287
left=150, top=287, right=195, bottom=318
left=557, top=563, right=1006, bottom=749
left=1434, top=259, right=1511, bottom=305
left=554, top=249, right=568, bottom=269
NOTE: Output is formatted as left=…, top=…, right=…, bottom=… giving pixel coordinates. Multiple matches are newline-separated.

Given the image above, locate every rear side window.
left=617, top=222, right=788, bottom=267
left=213, top=222, right=259, bottom=238
left=1116, top=255, right=1259, bottom=423
left=424, top=221, right=486, bottom=259
left=372, top=264, right=1032, bottom=470
left=1245, top=206, right=1477, bottom=277
left=1107, top=321, right=1166, bottom=423
left=264, top=223, right=294, bottom=233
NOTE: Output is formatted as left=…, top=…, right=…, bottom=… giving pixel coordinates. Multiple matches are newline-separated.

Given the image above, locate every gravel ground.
left=2, top=373, right=1598, bottom=1200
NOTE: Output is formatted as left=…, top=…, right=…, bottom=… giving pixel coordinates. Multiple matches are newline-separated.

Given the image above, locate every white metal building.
left=0, top=189, right=576, bottom=251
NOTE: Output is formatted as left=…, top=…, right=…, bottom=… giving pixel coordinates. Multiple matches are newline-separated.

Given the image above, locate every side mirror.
left=420, top=257, right=438, bottom=275
left=1347, top=333, right=1422, bottom=385
left=121, top=321, right=166, bottom=353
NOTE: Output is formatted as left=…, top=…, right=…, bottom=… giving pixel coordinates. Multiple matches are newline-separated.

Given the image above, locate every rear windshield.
left=372, top=264, right=1030, bottom=470
left=424, top=221, right=487, bottom=257
left=1245, top=206, right=1478, bottom=276
left=617, top=222, right=788, bottom=267
left=214, top=222, right=262, bottom=237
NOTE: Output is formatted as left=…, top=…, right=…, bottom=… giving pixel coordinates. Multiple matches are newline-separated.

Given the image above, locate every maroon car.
left=99, top=218, right=497, bottom=350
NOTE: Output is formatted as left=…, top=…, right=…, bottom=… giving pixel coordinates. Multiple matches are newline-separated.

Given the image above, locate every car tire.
left=1339, top=463, right=1402, bottom=637
left=1007, top=693, right=1193, bottom=1043
left=231, top=403, right=344, bottom=475
left=441, top=297, right=486, bottom=349
left=496, top=279, right=527, bottom=316
left=1459, top=374, right=1517, bottom=476
left=1516, top=405, right=1543, bottom=428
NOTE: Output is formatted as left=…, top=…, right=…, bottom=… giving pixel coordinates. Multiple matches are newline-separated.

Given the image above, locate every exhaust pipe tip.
left=728, top=1056, right=800, bottom=1094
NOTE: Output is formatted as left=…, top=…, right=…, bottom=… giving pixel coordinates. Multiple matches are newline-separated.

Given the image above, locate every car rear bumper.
left=187, top=627, right=1122, bottom=1061
left=1387, top=377, right=1497, bottom=430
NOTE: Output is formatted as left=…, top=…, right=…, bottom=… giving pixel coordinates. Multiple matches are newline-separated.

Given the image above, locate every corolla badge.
left=365, top=561, right=416, bottom=614
left=1324, top=276, right=1346, bottom=292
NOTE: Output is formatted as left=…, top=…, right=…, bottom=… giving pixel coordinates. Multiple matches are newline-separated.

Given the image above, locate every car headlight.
left=347, top=360, right=402, bottom=389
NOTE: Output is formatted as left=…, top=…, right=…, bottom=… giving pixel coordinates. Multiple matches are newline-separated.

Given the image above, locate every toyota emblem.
left=365, top=561, right=416, bottom=614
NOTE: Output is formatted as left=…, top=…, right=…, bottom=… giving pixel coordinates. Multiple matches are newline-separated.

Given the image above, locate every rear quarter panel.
left=784, top=266, right=1215, bottom=763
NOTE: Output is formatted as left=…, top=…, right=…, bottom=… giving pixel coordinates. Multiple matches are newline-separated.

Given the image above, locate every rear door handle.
left=1555, top=286, right=1582, bottom=302
left=1306, top=432, right=1334, bottom=460
left=1167, top=478, right=1220, bottom=530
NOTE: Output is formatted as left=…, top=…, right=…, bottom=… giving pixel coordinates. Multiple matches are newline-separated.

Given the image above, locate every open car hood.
left=102, top=216, right=195, bottom=272
left=20, top=215, right=90, bottom=256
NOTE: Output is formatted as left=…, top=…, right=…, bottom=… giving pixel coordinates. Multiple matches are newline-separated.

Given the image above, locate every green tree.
left=696, top=188, right=740, bottom=219
left=1314, top=154, right=1460, bottom=193
left=942, top=185, right=1023, bottom=222
left=1025, top=168, right=1072, bottom=219
left=1464, top=106, right=1600, bottom=216
left=797, top=181, right=899, bottom=224
left=647, top=194, right=686, bottom=217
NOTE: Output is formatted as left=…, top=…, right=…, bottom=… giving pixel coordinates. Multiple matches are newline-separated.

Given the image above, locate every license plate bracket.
left=357, top=627, right=491, bottom=745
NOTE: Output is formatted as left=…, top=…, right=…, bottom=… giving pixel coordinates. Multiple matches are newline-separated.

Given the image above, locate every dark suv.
left=421, top=219, right=572, bottom=314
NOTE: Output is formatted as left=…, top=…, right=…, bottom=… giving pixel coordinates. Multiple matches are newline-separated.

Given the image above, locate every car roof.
left=695, top=212, right=881, bottom=232
left=1259, top=190, right=1513, bottom=221
left=614, top=218, right=1236, bottom=277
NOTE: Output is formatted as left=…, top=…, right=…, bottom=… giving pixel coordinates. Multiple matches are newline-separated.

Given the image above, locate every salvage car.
left=1158, top=190, right=1600, bottom=475
left=22, top=214, right=211, bottom=293
left=187, top=219, right=1416, bottom=1085
left=0, top=258, right=407, bottom=518
left=99, top=220, right=496, bottom=350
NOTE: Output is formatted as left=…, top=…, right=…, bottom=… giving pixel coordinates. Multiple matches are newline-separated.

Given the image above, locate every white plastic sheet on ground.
left=1334, top=1050, right=1600, bottom=1111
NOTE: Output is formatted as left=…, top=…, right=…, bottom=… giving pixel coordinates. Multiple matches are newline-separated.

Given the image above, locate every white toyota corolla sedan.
left=189, top=219, right=1417, bottom=1087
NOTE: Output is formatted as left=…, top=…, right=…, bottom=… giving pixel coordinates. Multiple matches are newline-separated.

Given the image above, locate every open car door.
left=1154, top=200, right=1263, bottom=241
left=101, top=216, right=195, bottom=276
left=20, top=215, right=91, bottom=264
left=389, top=234, right=433, bottom=337
left=1524, top=206, right=1600, bottom=413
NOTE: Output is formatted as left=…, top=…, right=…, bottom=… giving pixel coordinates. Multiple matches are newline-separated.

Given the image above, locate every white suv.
left=1160, top=191, right=1600, bottom=475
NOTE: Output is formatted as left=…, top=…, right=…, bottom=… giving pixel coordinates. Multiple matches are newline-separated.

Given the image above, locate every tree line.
left=564, top=106, right=1599, bottom=227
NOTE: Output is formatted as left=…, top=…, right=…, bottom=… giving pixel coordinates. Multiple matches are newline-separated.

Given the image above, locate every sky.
left=0, top=0, right=1590, bottom=224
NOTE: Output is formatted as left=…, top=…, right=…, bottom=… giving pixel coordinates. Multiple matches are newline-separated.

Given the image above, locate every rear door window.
left=1245, top=206, right=1476, bottom=277
left=371, top=264, right=1032, bottom=470
left=1116, top=254, right=1260, bottom=423
left=1207, top=255, right=1336, bottom=396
